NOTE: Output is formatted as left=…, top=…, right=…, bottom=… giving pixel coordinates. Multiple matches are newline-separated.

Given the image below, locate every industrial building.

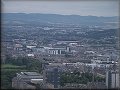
left=12, top=72, right=44, bottom=89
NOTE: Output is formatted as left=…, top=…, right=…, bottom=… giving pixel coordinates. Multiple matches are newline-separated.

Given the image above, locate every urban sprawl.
left=1, top=18, right=120, bottom=89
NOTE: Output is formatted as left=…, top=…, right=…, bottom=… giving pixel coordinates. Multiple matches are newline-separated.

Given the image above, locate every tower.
left=106, top=69, right=119, bottom=88
left=106, top=70, right=111, bottom=88
left=66, top=46, right=70, bottom=52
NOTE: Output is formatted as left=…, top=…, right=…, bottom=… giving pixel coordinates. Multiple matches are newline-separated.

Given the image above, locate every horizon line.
left=2, top=12, right=119, bottom=17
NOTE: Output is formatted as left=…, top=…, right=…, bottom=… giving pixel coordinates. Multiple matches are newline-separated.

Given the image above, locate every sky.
left=2, top=0, right=119, bottom=17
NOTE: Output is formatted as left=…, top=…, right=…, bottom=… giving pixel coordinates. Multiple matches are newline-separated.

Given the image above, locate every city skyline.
left=2, top=0, right=119, bottom=17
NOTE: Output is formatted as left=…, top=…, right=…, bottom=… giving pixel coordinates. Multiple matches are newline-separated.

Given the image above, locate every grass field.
left=1, top=64, right=26, bottom=69
left=1, top=64, right=38, bottom=89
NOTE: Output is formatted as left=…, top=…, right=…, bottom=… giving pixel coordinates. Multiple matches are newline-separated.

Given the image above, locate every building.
left=27, top=53, right=34, bottom=57
left=48, top=48, right=61, bottom=55
left=119, top=59, right=120, bottom=88
left=87, top=82, right=106, bottom=89
left=12, top=72, right=44, bottom=89
left=32, top=46, right=70, bottom=55
left=57, top=41, right=79, bottom=45
left=111, top=71, right=119, bottom=88
left=106, top=70, right=119, bottom=88
left=43, top=64, right=63, bottom=89
left=62, top=83, right=87, bottom=89
left=47, top=46, right=70, bottom=55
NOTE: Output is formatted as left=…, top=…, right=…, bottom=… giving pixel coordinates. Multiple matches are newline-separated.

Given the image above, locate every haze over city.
left=1, top=0, right=120, bottom=89
left=2, top=0, right=119, bottom=17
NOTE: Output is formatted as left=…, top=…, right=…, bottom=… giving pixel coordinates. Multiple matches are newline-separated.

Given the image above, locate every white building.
left=27, top=54, right=34, bottom=57
left=27, top=45, right=36, bottom=49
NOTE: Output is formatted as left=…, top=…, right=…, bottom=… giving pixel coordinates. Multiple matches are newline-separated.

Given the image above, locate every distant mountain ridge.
left=2, top=13, right=118, bottom=25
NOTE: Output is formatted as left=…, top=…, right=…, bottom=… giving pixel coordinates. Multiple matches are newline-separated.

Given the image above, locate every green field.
left=1, top=64, right=28, bottom=89
left=1, top=57, right=42, bottom=89
left=1, top=64, right=26, bottom=69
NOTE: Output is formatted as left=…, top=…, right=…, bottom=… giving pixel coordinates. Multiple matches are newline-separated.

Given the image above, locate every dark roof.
left=23, top=72, right=41, bottom=76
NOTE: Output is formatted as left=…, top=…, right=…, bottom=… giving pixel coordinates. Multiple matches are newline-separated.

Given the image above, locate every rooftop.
left=16, top=72, right=43, bottom=79
left=22, top=72, right=41, bottom=76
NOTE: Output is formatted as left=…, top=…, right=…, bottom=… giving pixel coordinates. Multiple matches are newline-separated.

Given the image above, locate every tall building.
left=43, top=66, right=62, bottom=89
left=119, top=58, right=120, bottom=88
left=106, top=70, right=119, bottom=88
left=106, top=70, right=112, bottom=88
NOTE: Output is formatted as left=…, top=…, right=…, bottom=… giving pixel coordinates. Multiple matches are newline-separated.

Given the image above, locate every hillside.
left=2, top=13, right=118, bottom=25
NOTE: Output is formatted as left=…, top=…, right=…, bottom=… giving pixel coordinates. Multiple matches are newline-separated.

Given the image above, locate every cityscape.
left=1, top=0, right=120, bottom=89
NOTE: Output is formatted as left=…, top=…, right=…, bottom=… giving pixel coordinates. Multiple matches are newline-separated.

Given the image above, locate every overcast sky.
left=2, top=0, right=119, bottom=17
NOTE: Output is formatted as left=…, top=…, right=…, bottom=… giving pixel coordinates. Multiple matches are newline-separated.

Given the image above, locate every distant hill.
left=85, top=29, right=118, bottom=39
left=2, top=13, right=118, bottom=25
